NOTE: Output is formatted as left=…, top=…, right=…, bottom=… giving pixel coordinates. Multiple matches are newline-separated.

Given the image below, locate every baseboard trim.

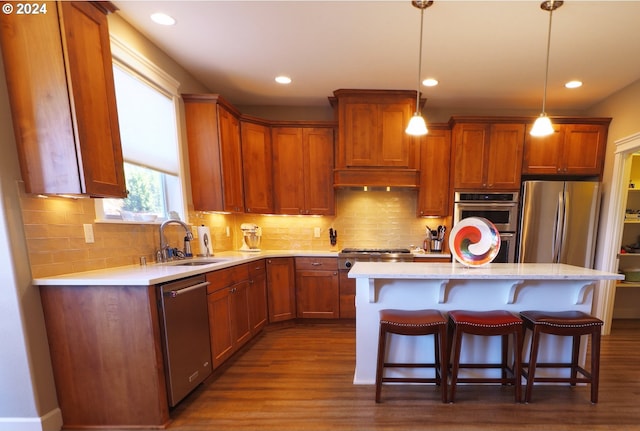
left=0, top=407, right=63, bottom=431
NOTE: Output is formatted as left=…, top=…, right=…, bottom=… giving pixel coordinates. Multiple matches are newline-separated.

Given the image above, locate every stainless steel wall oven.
left=453, top=191, right=519, bottom=263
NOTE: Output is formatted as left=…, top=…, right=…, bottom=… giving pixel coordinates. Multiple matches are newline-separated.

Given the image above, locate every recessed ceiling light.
left=422, top=78, right=439, bottom=87
left=565, top=80, right=583, bottom=89
left=275, top=76, right=292, bottom=85
left=151, top=12, right=176, bottom=26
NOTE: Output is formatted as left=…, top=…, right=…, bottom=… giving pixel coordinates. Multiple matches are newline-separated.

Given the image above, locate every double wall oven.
left=453, top=191, right=519, bottom=263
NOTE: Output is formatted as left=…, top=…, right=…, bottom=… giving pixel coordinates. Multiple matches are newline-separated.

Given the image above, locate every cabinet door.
left=303, top=128, right=335, bottom=215
left=219, top=106, right=244, bottom=212
left=60, top=1, right=126, bottom=197
left=266, top=258, right=296, bottom=322
left=241, top=121, right=273, bottom=213
left=344, top=103, right=377, bottom=167
left=184, top=99, right=224, bottom=211
left=485, top=123, right=524, bottom=190
left=417, top=128, right=451, bottom=216
left=248, top=261, right=268, bottom=333
left=562, top=124, right=607, bottom=176
left=379, top=103, right=412, bottom=167
left=522, top=125, right=564, bottom=175
left=231, top=281, right=252, bottom=347
left=272, top=127, right=305, bottom=214
left=207, top=287, right=234, bottom=368
left=295, top=269, right=340, bottom=319
left=453, top=123, right=488, bottom=189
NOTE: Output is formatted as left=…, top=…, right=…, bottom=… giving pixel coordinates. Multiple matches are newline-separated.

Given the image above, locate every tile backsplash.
left=21, top=189, right=449, bottom=278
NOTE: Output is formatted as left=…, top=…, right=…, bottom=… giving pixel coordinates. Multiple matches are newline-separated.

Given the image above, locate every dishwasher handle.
left=165, top=281, right=210, bottom=298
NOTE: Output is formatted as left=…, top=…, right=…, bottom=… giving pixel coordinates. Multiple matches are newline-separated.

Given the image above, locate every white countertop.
left=348, top=262, right=623, bottom=280
left=33, top=250, right=336, bottom=286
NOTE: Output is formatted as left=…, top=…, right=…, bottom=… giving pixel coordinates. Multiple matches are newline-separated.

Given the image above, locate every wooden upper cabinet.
left=0, top=1, right=126, bottom=197
left=182, top=94, right=244, bottom=212
left=240, top=119, right=273, bottom=214
left=523, top=120, right=610, bottom=177
left=218, top=107, right=244, bottom=212
left=452, top=120, right=525, bottom=190
left=416, top=126, right=451, bottom=216
left=334, top=90, right=416, bottom=168
left=272, top=126, right=335, bottom=215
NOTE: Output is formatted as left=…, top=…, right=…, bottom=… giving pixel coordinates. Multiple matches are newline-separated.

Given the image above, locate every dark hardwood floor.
left=165, top=320, right=640, bottom=431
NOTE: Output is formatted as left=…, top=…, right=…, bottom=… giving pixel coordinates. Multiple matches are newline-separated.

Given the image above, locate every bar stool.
left=448, top=310, right=523, bottom=403
left=375, top=309, right=448, bottom=403
left=519, top=310, right=603, bottom=404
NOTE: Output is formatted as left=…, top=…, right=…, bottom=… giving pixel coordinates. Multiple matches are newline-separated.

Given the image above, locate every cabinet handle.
left=312, top=262, right=322, bottom=266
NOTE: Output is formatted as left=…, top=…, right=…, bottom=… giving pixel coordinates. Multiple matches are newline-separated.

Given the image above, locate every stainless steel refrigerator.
left=517, top=181, right=600, bottom=267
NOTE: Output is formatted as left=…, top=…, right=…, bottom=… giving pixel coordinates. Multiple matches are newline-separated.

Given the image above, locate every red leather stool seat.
left=520, top=310, right=603, bottom=403
left=448, top=310, right=524, bottom=403
left=376, top=309, right=448, bottom=403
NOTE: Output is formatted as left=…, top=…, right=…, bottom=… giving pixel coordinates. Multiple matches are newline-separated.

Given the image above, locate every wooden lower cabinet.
left=39, top=285, right=170, bottom=428
left=248, top=259, right=268, bottom=332
left=295, top=257, right=339, bottom=319
left=266, top=257, right=296, bottom=322
left=338, top=270, right=356, bottom=318
left=206, top=263, right=268, bottom=369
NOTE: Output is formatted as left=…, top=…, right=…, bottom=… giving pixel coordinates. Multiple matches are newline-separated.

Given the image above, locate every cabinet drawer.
left=295, top=257, right=338, bottom=271
left=206, top=264, right=249, bottom=293
left=248, top=259, right=266, bottom=277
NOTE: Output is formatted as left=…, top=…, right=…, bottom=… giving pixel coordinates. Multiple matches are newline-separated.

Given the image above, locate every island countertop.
left=348, top=262, right=623, bottom=281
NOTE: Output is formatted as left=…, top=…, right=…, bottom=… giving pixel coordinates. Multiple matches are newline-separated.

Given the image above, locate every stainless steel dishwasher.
left=158, top=274, right=212, bottom=406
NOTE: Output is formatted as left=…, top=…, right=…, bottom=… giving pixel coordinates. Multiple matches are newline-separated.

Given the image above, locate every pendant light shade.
left=531, top=0, right=563, bottom=137
left=530, top=114, right=554, bottom=137
left=406, top=113, right=428, bottom=136
left=405, top=0, right=433, bottom=136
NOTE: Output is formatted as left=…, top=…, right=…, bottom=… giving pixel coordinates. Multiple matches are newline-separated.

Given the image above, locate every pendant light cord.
left=414, top=6, right=425, bottom=115
left=541, top=2, right=555, bottom=115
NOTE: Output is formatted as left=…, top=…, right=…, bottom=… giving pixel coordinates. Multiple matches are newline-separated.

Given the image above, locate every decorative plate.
left=449, top=217, right=501, bottom=266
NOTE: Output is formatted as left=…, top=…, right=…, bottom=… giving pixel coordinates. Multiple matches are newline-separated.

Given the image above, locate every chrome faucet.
left=158, top=219, right=193, bottom=262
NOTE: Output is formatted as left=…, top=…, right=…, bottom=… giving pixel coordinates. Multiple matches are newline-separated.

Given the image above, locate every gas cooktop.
left=339, top=248, right=411, bottom=254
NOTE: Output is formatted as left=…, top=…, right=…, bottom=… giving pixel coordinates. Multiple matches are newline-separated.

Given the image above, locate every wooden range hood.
left=330, top=89, right=421, bottom=189
left=333, top=168, right=420, bottom=189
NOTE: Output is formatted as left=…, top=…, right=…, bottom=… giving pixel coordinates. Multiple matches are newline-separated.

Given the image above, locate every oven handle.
left=455, top=202, right=518, bottom=208
left=165, top=281, right=210, bottom=298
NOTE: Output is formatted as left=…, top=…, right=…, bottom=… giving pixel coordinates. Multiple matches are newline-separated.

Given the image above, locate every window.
left=97, top=36, right=185, bottom=223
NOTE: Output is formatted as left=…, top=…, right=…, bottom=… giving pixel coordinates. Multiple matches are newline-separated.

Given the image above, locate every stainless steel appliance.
left=454, top=192, right=519, bottom=263
left=517, top=181, right=600, bottom=267
left=158, top=275, right=212, bottom=406
left=338, top=248, right=414, bottom=270
left=454, top=191, right=519, bottom=231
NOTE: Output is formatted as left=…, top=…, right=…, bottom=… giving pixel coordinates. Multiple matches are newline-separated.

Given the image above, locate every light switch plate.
left=314, top=227, right=321, bottom=238
left=83, top=224, right=94, bottom=243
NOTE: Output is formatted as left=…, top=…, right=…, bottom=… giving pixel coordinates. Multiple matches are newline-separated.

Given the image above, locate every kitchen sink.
left=166, top=258, right=230, bottom=266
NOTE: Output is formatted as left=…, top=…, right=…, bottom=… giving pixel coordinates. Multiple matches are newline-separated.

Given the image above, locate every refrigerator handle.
left=553, top=191, right=564, bottom=263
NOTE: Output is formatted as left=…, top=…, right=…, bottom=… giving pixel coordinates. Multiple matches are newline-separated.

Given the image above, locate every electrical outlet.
left=226, top=226, right=230, bottom=237
left=191, top=226, right=198, bottom=238
left=83, top=224, right=94, bottom=244
left=314, top=227, right=321, bottom=238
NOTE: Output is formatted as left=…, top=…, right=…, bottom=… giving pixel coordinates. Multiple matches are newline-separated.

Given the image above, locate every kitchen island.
left=348, top=262, right=623, bottom=384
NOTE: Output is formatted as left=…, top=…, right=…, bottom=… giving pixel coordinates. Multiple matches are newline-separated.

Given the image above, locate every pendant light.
left=530, top=0, right=563, bottom=137
left=405, top=0, right=433, bottom=136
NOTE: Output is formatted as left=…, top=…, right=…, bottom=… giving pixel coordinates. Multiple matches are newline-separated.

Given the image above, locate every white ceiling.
left=113, top=1, right=640, bottom=115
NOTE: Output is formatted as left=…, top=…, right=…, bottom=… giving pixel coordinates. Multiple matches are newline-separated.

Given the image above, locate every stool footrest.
left=382, top=377, right=441, bottom=384
left=384, top=362, right=438, bottom=368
